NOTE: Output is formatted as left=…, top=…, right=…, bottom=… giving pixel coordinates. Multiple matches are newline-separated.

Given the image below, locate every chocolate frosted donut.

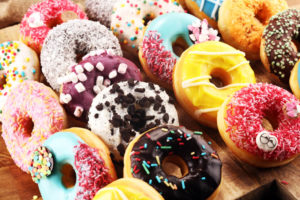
left=41, top=19, right=122, bottom=91
left=261, top=9, right=300, bottom=83
left=60, top=49, right=142, bottom=122
left=124, top=125, right=222, bottom=200
left=88, top=80, right=179, bottom=161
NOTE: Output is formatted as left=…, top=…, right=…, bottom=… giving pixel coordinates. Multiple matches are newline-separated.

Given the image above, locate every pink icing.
left=225, top=83, right=300, bottom=161
left=1, top=81, right=66, bottom=172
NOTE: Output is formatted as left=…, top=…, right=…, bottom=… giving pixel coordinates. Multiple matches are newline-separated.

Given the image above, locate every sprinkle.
left=96, top=62, right=105, bottom=71
left=142, top=163, right=150, bottom=174
left=108, top=70, right=117, bottom=79
left=281, top=180, right=288, bottom=185
left=161, top=128, right=168, bottom=132
left=202, top=145, right=206, bottom=150
left=170, top=130, right=175, bottom=134
left=118, top=63, right=128, bottom=74
left=84, top=62, right=94, bottom=72
left=143, top=160, right=150, bottom=168
left=191, top=152, right=195, bottom=155
left=75, top=65, right=84, bottom=73
left=146, top=133, right=151, bottom=139
left=208, top=141, right=212, bottom=145
left=74, top=106, right=84, bottom=117
left=181, top=180, right=185, bottom=190
left=179, top=142, right=184, bottom=146
left=156, top=156, right=160, bottom=165
left=149, top=179, right=152, bottom=185
left=201, top=152, right=207, bottom=156
left=194, top=131, right=203, bottom=135
left=161, top=146, right=172, bottom=149
left=192, top=156, right=199, bottom=159
left=151, top=163, right=158, bottom=167
left=211, top=153, right=219, bottom=159
left=164, top=180, right=170, bottom=187
left=201, top=177, right=206, bottom=181
left=156, top=141, right=162, bottom=146
left=32, top=69, right=36, bottom=74
left=144, top=143, right=147, bottom=149
left=75, top=83, right=86, bottom=93
left=156, top=176, right=161, bottom=183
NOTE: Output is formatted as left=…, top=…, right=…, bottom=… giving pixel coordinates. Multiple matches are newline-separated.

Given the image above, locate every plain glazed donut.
left=1, top=81, right=67, bottom=172
left=93, top=178, right=164, bottom=200
left=124, top=125, right=222, bottom=200
left=60, top=49, right=142, bottom=122
left=290, top=60, right=300, bottom=99
left=88, top=80, right=179, bottom=161
left=260, top=9, right=300, bottom=83
left=33, top=128, right=117, bottom=200
left=41, top=19, right=122, bottom=91
left=217, top=83, right=300, bottom=167
left=139, top=13, right=219, bottom=89
left=0, top=41, right=40, bottom=118
left=218, top=0, right=288, bottom=60
left=173, top=41, right=256, bottom=128
left=20, top=0, right=87, bottom=53
left=110, top=0, right=184, bottom=55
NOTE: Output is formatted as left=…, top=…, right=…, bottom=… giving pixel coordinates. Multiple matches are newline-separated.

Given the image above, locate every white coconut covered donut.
left=88, top=80, right=179, bottom=161
left=0, top=41, right=40, bottom=117
left=41, top=19, right=122, bottom=91
left=111, top=0, right=184, bottom=55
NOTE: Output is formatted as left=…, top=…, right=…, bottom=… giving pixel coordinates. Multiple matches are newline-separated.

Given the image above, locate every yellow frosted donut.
left=173, top=41, right=256, bottom=128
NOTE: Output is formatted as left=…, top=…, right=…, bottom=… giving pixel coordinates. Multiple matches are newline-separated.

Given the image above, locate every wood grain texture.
left=0, top=0, right=299, bottom=200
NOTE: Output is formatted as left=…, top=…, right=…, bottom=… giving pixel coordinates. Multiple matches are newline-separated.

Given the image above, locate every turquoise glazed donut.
left=139, top=12, right=219, bottom=88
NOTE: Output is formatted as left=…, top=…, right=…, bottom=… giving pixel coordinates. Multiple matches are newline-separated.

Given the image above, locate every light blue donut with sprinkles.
left=192, top=0, right=224, bottom=20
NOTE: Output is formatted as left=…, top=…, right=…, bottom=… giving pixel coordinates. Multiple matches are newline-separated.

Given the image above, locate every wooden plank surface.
left=0, top=0, right=299, bottom=200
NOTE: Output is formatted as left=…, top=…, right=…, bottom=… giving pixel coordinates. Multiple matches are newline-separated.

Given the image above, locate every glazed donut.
left=20, top=0, right=87, bottom=53
left=93, top=178, right=164, bottom=200
left=31, top=128, right=117, bottom=200
left=0, top=41, right=40, bottom=118
left=261, top=9, right=300, bottom=83
left=111, top=0, right=184, bottom=55
left=85, top=0, right=117, bottom=27
left=184, top=0, right=224, bottom=29
left=218, top=0, right=288, bottom=60
left=88, top=80, right=179, bottom=161
left=290, top=60, right=300, bottom=99
left=60, top=49, right=142, bottom=122
left=139, top=13, right=220, bottom=89
left=1, top=81, right=67, bottom=172
left=41, top=19, right=122, bottom=91
left=173, top=41, right=256, bottom=128
left=124, top=125, right=222, bottom=200
left=217, top=83, right=300, bottom=167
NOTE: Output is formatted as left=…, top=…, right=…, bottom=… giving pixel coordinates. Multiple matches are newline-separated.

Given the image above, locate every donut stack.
left=0, top=0, right=299, bottom=199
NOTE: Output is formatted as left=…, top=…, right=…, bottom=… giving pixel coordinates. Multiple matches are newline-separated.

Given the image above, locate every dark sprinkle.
left=168, top=97, right=176, bottom=104
left=94, top=113, right=99, bottom=118
left=163, top=113, right=169, bottom=123
left=138, top=97, right=151, bottom=107
left=148, top=82, right=155, bottom=90
left=96, top=103, right=103, bottom=111
left=153, top=103, right=160, bottom=111
left=134, top=88, right=145, bottom=93
left=160, top=105, right=166, bottom=113
left=110, top=114, right=124, bottom=127
left=117, top=144, right=125, bottom=156
left=110, top=129, right=114, bottom=136
left=155, top=95, right=163, bottom=103
left=172, top=118, right=175, bottom=123
left=128, top=79, right=137, bottom=87
left=105, top=101, right=110, bottom=106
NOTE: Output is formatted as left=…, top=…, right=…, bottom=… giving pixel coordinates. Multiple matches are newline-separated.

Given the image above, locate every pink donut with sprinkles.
left=1, top=81, right=67, bottom=172
left=20, top=0, right=87, bottom=53
left=218, top=83, right=300, bottom=167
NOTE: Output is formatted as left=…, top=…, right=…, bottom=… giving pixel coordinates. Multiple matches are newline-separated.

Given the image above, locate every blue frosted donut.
left=139, top=12, right=219, bottom=88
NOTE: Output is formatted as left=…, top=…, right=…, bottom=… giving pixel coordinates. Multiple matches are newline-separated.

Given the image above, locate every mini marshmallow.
left=75, top=65, right=84, bottom=73
left=84, top=62, right=94, bottom=72
left=118, top=63, right=127, bottom=74
left=75, top=82, right=86, bottom=93
left=109, top=70, right=117, bottom=79
left=96, top=62, right=105, bottom=71
left=60, top=93, right=72, bottom=104
left=103, top=79, right=111, bottom=86
left=70, top=72, right=78, bottom=83
left=74, top=106, right=84, bottom=117
left=78, top=73, right=87, bottom=82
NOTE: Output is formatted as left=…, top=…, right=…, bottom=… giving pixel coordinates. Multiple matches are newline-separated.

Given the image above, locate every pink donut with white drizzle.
left=20, top=0, right=87, bottom=53
left=217, top=83, right=300, bottom=167
left=1, top=81, right=67, bottom=172
left=59, top=49, right=142, bottom=122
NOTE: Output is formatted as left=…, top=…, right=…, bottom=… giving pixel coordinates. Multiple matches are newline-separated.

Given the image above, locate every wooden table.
left=0, top=0, right=299, bottom=199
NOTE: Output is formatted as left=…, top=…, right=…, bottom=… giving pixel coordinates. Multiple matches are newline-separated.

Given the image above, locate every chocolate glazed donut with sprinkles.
left=261, top=9, right=300, bottom=83
left=124, top=125, right=222, bottom=200
left=88, top=80, right=179, bottom=161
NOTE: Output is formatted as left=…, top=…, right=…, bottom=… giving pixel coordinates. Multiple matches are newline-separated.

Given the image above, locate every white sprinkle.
left=75, top=65, right=84, bottom=73
left=84, top=62, right=94, bottom=72
left=96, top=76, right=104, bottom=86
left=77, top=73, right=87, bottom=82
left=96, top=62, right=105, bottom=71
left=74, top=106, right=84, bottom=117
left=107, top=49, right=115, bottom=56
left=118, top=63, right=128, bottom=74
left=75, top=82, right=86, bottom=93
left=59, top=93, right=72, bottom=104
left=103, top=79, right=111, bottom=86
left=109, top=70, right=117, bottom=79
left=70, top=72, right=78, bottom=83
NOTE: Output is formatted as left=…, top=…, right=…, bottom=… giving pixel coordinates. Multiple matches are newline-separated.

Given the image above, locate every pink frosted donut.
left=20, top=0, right=87, bottom=53
left=1, top=81, right=67, bottom=172
left=218, top=83, right=300, bottom=167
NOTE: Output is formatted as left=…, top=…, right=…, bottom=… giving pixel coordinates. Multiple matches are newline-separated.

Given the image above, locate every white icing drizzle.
left=226, top=61, right=249, bottom=72
left=256, top=131, right=278, bottom=152
left=182, top=75, right=212, bottom=86
left=195, top=107, right=220, bottom=116
left=182, top=77, right=250, bottom=89
left=190, top=51, right=245, bottom=56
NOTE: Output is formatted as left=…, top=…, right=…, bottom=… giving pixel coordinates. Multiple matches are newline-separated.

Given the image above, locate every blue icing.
left=298, top=62, right=300, bottom=89
left=193, top=0, right=224, bottom=20
left=145, top=13, right=198, bottom=59
left=38, top=132, right=85, bottom=200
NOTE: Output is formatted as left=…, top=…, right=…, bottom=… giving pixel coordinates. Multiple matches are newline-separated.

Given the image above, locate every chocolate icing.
left=129, top=125, right=222, bottom=200
left=263, top=9, right=300, bottom=83
left=62, top=51, right=142, bottom=121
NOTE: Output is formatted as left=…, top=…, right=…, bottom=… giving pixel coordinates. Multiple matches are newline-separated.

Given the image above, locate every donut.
left=31, top=128, right=117, bottom=200
left=93, top=178, right=164, bottom=200
left=218, top=0, right=288, bottom=60
left=184, top=0, right=224, bottom=29
left=88, top=80, right=179, bottom=161
left=60, top=49, right=142, bottom=122
left=123, top=125, right=222, bottom=200
left=41, top=19, right=123, bottom=91
left=139, top=13, right=220, bottom=89
left=85, top=0, right=117, bottom=27
left=1, top=81, right=67, bottom=172
left=217, top=83, right=300, bottom=167
left=173, top=41, right=256, bottom=128
left=260, top=9, right=300, bottom=83
left=0, top=41, right=40, bottom=118
left=20, top=0, right=87, bottom=53
left=290, top=60, right=300, bottom=99
left=110, top=0, right=184, bottom=55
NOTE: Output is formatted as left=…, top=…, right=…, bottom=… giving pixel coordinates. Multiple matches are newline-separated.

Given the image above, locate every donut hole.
left=254, top=5, right=269, bottom=25
left=172, top=37, right=189, bottom=57
left=209, top=68, right=232, bottom=88
left=47, top=11, right=79, bottom=28
left=162, top=155, right=189, bottom=178
left=61, top=163, right=76, bottom=188
left=0, top=74, right=7, bottom=89
left=22, top=117, right=34, bottom=137
left=291, top=39, right=300, bottom=53
left=143, top=13, right=155, bottom=26
left=262, top=111, right=279, bottom=131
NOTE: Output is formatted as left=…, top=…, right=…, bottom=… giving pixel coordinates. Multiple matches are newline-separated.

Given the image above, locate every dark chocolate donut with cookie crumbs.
left=88, top=80, right=179, bottom=161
